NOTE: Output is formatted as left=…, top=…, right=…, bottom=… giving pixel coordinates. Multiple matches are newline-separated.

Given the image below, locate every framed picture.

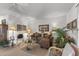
left=67, top=22, right=73, bottom=30
left=72, top=19, right=77, bottom=29
left=17, top=24, right=22, bottom=31
left=17, top=24, right=26, bottom=31
left=22, top=25, right=26, bottom=30
left=39, top=24, right=49, bottom=32
left=67, top=19, right=77, bottom=30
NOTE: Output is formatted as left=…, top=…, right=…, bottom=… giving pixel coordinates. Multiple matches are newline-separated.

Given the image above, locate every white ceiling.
left=0, top=3, right=74, bottom=20
left=10, top=3, right=75, bottom=19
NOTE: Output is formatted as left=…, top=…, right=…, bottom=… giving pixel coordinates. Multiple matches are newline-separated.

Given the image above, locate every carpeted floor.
left=0, top=43, right=48, bottom=56
left=22, top=45, right=48, bottom=56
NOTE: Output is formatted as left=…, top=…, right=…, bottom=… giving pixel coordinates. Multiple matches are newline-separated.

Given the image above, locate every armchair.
left=47, top=43, right=77, bottom=56
left=48, top=46, right=62, bottom=56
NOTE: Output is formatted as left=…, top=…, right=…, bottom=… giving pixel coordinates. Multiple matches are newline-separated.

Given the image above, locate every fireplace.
left=17, top=34, right=23, bottom=39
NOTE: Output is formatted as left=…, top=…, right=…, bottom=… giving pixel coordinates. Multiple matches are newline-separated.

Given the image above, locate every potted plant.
left=0, top=40, right=9, bottom=47
left=55, top=28, right=75, bottom=48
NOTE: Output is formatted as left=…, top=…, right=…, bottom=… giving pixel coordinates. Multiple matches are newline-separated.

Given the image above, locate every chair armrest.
left=47, top=46, right=62, bottom=56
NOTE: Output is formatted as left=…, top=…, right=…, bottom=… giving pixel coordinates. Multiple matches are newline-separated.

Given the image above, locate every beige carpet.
left=22, top=46, right=48, bottom=56
left=21, top=43, right=48, bottom=56
left=0, top=46, right=32, bottom=56
left=0, top=43, right=48, bottom=56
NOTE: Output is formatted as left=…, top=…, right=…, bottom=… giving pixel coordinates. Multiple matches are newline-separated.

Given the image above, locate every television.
left=17, top=34, right=23, bottom=39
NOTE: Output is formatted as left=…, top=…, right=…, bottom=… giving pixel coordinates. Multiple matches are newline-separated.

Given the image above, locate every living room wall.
left=66, top=4, right=78, bottom=47
left=21, top=15, right=66, bottom=32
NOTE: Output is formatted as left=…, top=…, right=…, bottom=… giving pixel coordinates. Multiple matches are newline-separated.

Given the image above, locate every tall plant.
left=55, top=28, right=66, bottom=48
left=55, top=28, right=75, bottom=48
left=0, top=40, right=9, bottom=47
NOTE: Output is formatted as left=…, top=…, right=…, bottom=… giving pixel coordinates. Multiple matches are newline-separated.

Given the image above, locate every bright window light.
left=52, top=23, right=57, bottom=27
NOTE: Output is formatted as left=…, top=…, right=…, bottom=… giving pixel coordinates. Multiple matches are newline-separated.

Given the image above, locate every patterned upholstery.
left=62, top=43, right=75, bottom=56
left=48, top=47, right=62, bottom=56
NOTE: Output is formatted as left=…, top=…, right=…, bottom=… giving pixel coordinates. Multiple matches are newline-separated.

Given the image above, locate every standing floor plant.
left=55, top=28, right=75, bottom=48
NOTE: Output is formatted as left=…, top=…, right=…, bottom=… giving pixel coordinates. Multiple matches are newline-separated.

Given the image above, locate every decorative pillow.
left=70, top=43, right=78, bottom=56
left=62, top=43, right=75, bottom=56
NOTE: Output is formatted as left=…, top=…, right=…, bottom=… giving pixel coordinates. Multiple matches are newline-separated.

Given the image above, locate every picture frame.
left=17, top=24, right=22, bottom=31
left=67, top=19, right=77, bottom=30
left=17, top=24, right=26, bottom=31
left=72, top=19, right=77, bottom=29
left=22, top=25, right=26, bottom=30
left=39, top=24, right=49, bottom=32
left=67, top=22, right=73, bottom=30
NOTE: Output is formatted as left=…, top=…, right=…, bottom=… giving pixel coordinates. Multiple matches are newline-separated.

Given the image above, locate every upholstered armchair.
left=47, top=46, right=62, bottom=56
left=47, top=43, right=78, bottom=56
left=39, top=37, right=50, bottom=49
left=39, top=33, right=53, bottom=49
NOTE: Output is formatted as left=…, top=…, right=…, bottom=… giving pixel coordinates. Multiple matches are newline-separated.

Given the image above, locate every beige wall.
left=66, top=4, right=78, bottom=47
